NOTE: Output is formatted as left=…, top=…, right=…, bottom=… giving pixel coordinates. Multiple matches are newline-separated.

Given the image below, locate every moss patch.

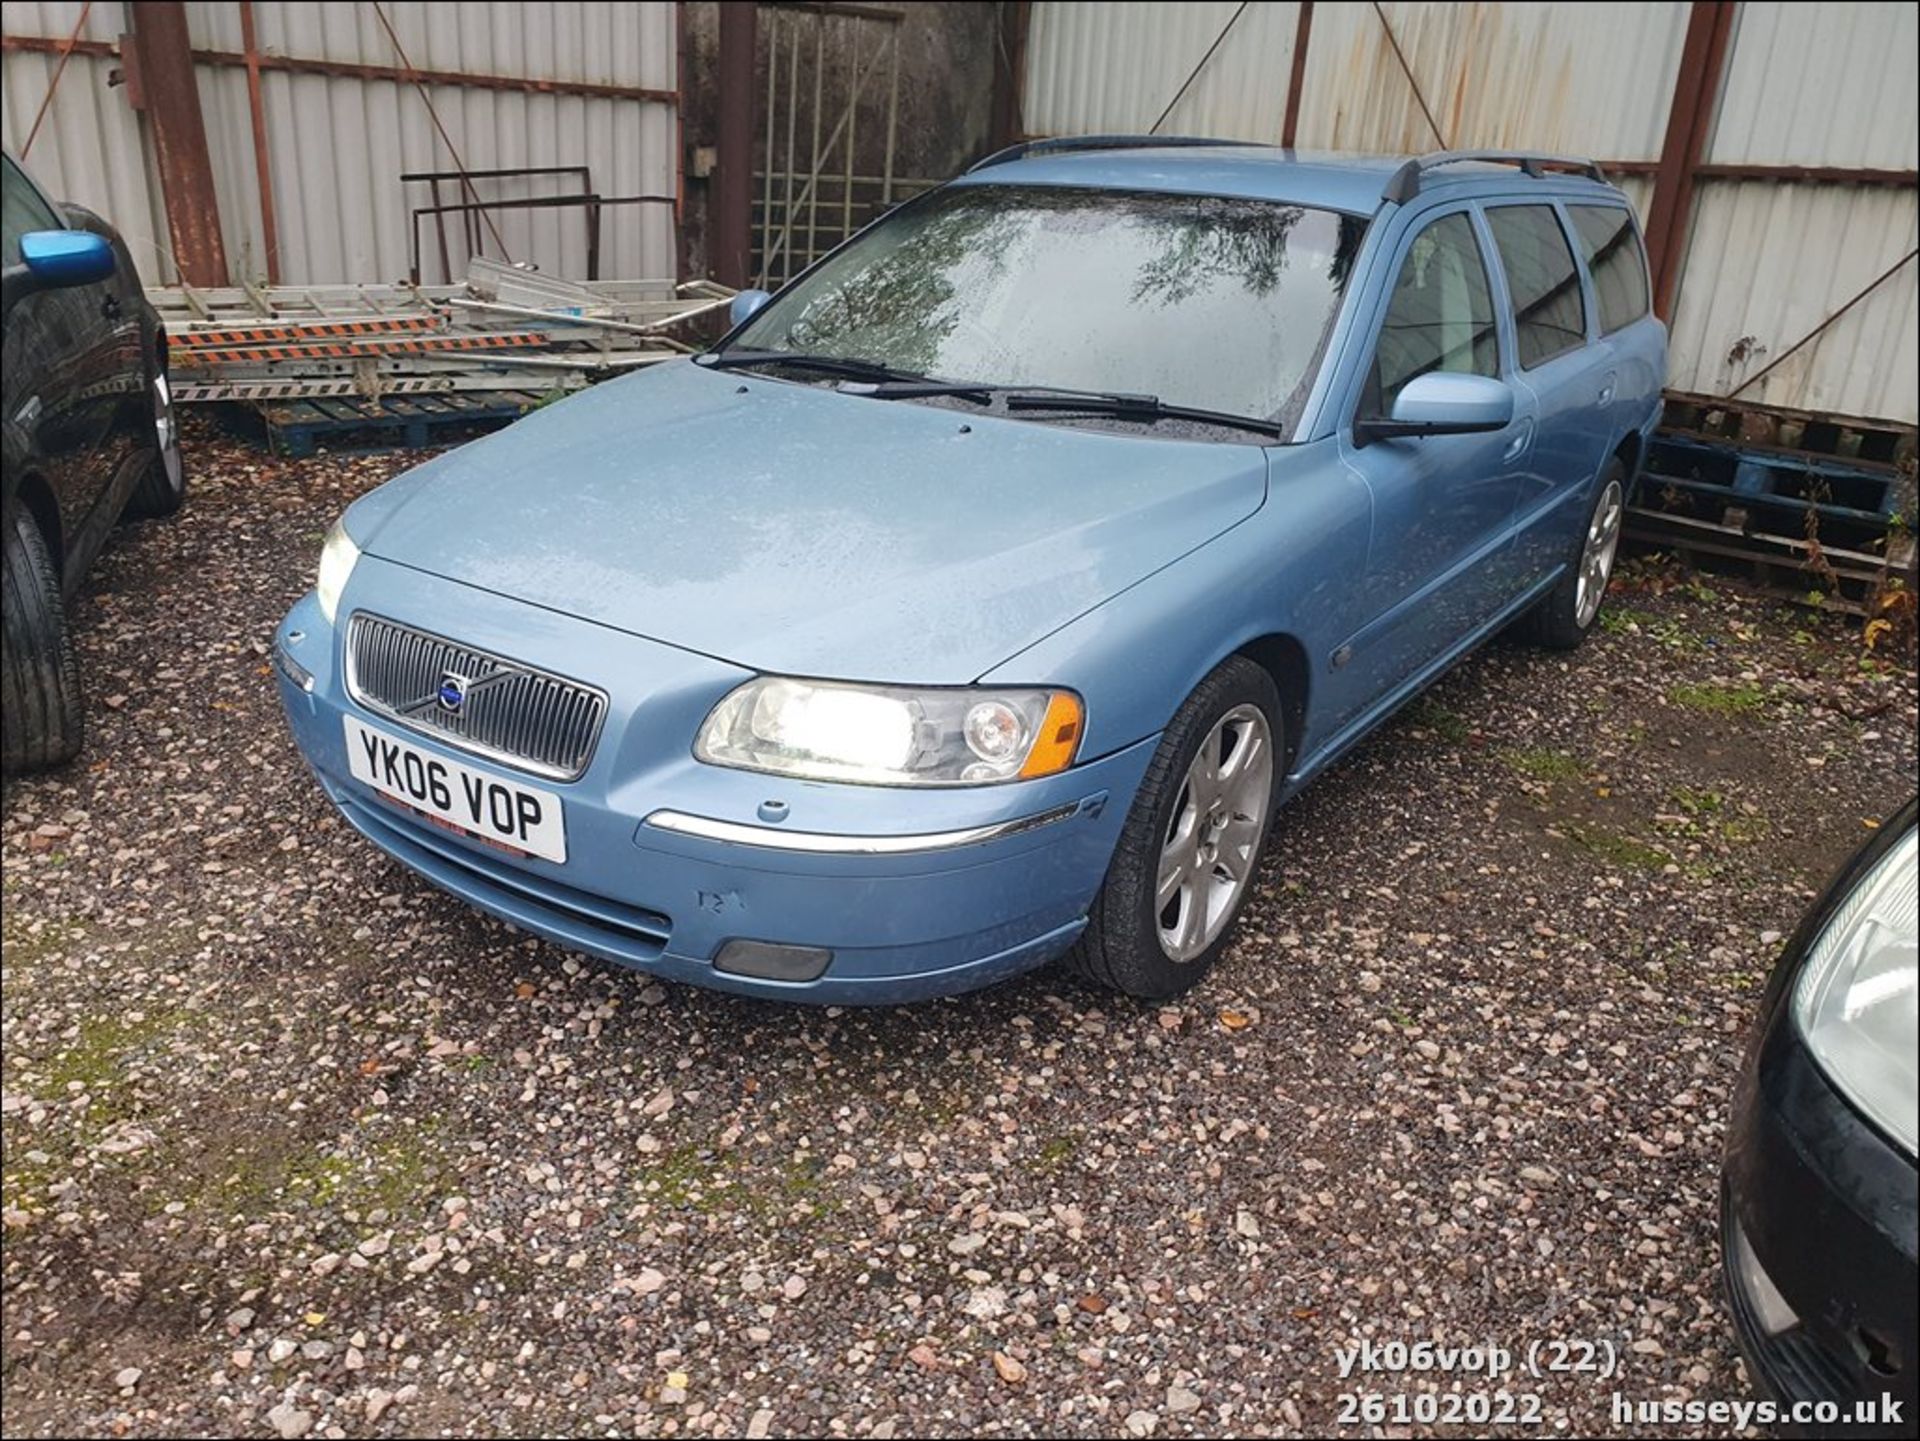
left=1561, top=823, right=1673, bottom=873
left=1669, top=682, right=1768, bottom=714
left=1503, top=748, right=1587, bottom=783
left=1406, top=697, right=1470, bottom=743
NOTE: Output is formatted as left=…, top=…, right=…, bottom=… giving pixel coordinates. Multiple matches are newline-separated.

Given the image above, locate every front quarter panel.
left=979, top=436, right=1370, bottom=771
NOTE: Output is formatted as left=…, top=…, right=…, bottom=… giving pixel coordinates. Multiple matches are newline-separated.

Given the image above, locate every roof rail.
left=1383, top=150, right=1610, bottom=203
left=968, top=134, right=1247, bottom=173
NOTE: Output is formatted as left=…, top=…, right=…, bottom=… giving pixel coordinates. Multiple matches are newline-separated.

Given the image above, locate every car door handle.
left=1503, top=419, right=1534, bottom=461
left=1598, top=383, right=1615, bottom=405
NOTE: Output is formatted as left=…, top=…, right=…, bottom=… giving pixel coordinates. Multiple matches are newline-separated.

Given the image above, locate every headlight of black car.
left=1791, top=819, right=1918, bottom=1157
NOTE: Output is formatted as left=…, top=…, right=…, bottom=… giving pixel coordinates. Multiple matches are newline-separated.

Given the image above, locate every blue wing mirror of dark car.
left=729, top=288, right=772, bottom=328
left=1355, top=372, right=1515, bottom=446
left=19, top=229, right=116, bottom=289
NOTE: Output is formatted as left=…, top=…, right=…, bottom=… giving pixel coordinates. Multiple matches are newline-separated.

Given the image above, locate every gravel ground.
left=4, top=420, right=1916, bottom=1439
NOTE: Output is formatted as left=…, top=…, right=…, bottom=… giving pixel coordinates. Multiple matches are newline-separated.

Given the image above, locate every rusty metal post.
left=130, top=2, right=228, bottom=286
left=1644, top=0, right=1737, bottom=320
left=989, top=1, right=1031, bottom=151
left=714, top=0, right=758, bottom=290
left=1281, top=1, right=1313, bottom=149
left=238, top=1, right=280, bottom=285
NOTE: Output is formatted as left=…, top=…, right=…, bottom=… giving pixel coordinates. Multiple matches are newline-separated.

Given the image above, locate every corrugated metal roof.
left=2, top=1, right=176, bottom=282
left=1668, top=181, right=1917, bottom=423
left=1710, top=0, right=1919, bottom=168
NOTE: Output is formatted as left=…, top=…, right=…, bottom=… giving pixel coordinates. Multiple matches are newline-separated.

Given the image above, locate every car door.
left=1332, top=206, right=1535, bottom=719
left=56, top=201, right=147, bottom=505
left=1482, top=201, right=1615, bottom=590
left=1, top=155, right=126, bottom=563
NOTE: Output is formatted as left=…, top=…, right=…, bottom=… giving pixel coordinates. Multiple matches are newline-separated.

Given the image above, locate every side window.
left=1567, top=204, right=1650, bottom=335
left=1363, top=212, right=1500, bottom=416
left=1486, top=204, right=1588, bottom=369
left=2, top=157, right=63, bottom=268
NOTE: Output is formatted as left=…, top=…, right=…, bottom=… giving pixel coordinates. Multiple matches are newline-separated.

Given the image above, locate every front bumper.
left=1722, top=1010, right=1918, bottom=1431
left=273, top=561, right=1152, bottom=1004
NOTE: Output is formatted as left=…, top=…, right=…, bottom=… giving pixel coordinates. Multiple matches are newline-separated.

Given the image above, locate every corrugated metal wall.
left=1026, top=1, right=1306, bottom=141
left=1293, top=1, right=1688, bottom=160
left=2, top=1, right=678, bottom=287
left=1, top=2, right=173, bottom=282
left=1674, top=0, right=1918, bottom=419
left=1023, top=0, right=1918, bottom=424
left=1026, top=3, right=1686, bottom=164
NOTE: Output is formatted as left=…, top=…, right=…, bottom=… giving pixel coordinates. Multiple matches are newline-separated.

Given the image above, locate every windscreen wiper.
left=696, top=349, right=928, bottom=384
left=845, top=378, right=1286, bottom=439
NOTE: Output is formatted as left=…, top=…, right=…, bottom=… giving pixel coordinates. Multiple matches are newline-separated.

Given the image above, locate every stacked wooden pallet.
left=1628, top=392, right=1918, bottom=617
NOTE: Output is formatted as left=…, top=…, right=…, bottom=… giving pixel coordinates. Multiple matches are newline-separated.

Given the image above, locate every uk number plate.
left=343, top=715, right=567, bottom=864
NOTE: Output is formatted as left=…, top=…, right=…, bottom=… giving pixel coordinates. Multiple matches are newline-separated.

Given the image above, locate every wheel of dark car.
left=2, top=502, right=84, bottom=774
left=1526, top=458, right=1626, bottom=650
left=1063, top=655, right=1282, bottom=1000
left=123, top=347, right=186, bottom=519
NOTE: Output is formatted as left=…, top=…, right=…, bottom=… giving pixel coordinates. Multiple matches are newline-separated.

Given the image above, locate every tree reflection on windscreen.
left=732, top=185, right=1367, bottom=436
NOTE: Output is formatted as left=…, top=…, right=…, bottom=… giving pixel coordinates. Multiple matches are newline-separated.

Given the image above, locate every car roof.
left=950, top=140, right=1625, bottom=216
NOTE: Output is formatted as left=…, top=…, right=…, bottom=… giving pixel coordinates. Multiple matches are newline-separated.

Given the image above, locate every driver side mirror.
left=1355, top=372, right=1514, bottom=446
left=728, top=288, right=771, bottom=328
left=3, top=230, right=116, bottom=317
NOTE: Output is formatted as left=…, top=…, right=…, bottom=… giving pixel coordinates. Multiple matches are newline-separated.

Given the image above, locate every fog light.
left=1727, top=1214, right=1799, bottom=1336
left=273, top=640, right=314, bottom=693
left=714, top=939, right=832, bottom=982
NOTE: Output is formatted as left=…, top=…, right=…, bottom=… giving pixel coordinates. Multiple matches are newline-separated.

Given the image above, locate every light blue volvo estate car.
left=275, top=140, right=1665, bottom=1004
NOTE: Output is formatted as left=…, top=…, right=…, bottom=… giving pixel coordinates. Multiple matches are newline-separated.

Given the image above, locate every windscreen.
left=730, top=184, right=1368, bottom=437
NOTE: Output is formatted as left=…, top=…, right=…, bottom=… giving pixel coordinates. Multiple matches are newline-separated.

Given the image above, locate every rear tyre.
left=1062, top=656, right=1281, bottom=1000
left=1526, top=459, right=1625, bottom=651
left=123, top=350, right=186, bottom=519
left=2, top=504, right=84, bottom=774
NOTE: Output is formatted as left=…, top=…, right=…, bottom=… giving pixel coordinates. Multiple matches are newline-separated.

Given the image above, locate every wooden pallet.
left=1624, top=506, right=1916, bottom=617
left=1660, top=390, right=1919, bottom=471
left=227, top=389, right=549, bottom=459
left=1638, top=434, right=1907, bottom=551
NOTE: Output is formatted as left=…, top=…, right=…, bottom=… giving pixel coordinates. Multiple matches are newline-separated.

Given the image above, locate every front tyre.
left=2, top=503, right=84, bottom=773
left=1063, top=656, right=1281, bottom=1000
left=1526, top=460, right=1625, bottom=651
left=123, top=351, right=186, bottom=519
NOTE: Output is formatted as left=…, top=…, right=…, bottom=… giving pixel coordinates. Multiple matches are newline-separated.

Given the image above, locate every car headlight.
left=695, top=677, right=1083, bottom=786
left=314, top=519, right=361, bottom=625
left=1792, top=822, right=1918, bottom=1156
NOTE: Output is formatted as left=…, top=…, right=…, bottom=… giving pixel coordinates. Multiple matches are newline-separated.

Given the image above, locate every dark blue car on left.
left=3, top=149, right=185, bottom=774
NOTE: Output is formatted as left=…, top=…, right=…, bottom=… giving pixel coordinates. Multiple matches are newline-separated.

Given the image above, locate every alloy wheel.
left=1575, top=477, right=1624, bottom=628
left=152, top=369, right=183, bottom=492
left=1156, top=703, right=1273, bottom=963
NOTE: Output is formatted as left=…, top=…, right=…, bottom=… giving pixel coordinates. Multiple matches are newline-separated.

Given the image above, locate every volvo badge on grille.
left=437, top=671, right=470, bottom=714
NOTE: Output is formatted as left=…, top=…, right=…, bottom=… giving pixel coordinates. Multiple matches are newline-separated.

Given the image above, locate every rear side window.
left=1567, top=204, right=1650, bottom=334
left=1364, top=212, right=1499, bottom=416
left=2, top=156, right=62, bottom=267
left=1486, top=205, right=1588, bottom=369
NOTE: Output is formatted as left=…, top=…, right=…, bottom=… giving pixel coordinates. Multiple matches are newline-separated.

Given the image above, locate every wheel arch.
left=1611, top=427, right=1643, bottom=485
left=1231, top=631, right=1309, bottom=775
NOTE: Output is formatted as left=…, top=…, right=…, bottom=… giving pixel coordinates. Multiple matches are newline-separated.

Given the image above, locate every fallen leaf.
left=1218, top=1009, right=1251, bottom=1031
left=514, top=982, right=536, bottom=999
left=1077, top=1294, right=1108, bottom=1314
